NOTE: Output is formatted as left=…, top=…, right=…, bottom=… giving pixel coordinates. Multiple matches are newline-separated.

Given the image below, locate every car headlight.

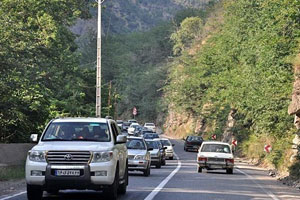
left=134, top=155, right=145, bottom=160
left=28, top=151, right=46, bottom=162
left=92, top=151, right=113, bottom=162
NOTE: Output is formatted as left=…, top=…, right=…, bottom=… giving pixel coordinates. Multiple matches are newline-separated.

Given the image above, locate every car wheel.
left=226, top=168, right=233, bottom=174
left=27, top=184, right=43, bottom=200
left=156, top=161, right=161, bottom=168
left=104, top=166, right=119, bottom=200
left=197, top=166, right=202, bottom=173
left=144, top=165, right=150, bottom=177
left=118, top=164, right=128, bottom=195
left=170, top=156, right=174, bottom=160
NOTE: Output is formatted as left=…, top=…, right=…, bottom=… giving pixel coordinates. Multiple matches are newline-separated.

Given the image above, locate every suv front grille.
left=46, top=151, right=92, bottom=165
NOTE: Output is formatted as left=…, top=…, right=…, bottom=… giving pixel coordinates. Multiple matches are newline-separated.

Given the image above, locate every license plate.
left=210, top=165, right=221, bottom=169
left=55, top=170, right=80, bottom=176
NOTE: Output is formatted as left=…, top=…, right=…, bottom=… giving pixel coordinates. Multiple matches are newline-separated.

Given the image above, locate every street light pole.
left=96, top=0, right=104, bottom=118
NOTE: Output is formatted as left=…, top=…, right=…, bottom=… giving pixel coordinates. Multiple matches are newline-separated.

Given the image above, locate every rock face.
left=288, top=53, right=300, bottom=164
left=288, top=79, right=300, bottom=115
left=222, top=109, right=236, bottom=143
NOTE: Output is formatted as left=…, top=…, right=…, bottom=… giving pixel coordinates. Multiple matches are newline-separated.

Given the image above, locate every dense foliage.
left=0, top=0, right=95, bottom=143
left=165, top=0, right=300, bottom=169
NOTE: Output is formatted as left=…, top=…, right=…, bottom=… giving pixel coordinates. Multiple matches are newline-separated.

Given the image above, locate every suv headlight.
left=92, top=151, right=113, bottom=162
left=28, top=151, right=46, bottom=162
left=134, top=155, right=145, bottom=160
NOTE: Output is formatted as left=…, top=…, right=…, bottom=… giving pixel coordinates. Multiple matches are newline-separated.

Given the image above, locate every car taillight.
left=198, top=157, right=207, bottom=162
left=226, top=159, right=234, bottom=164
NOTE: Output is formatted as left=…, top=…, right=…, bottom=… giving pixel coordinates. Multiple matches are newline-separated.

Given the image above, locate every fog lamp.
left=94, top=171, right=107, bottom=176
left=31, top=170, right=43, bottom=176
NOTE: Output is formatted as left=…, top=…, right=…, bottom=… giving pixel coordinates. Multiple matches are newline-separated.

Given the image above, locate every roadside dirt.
left=0, top=179, right=26, bottom=197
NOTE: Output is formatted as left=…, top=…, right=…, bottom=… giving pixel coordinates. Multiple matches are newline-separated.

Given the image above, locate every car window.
left=42, top=122, right=111, bottom=142
left=126, top=139, right=146, bottom=150
left=111, top=123, right=119, bottom=141
left=145, top=123, right=154, bottom=126
left=201, top=144, right=231, bottom=154
left=146, top=141, right=159, bottom=149
left=161, top=140, right=171, bottom=146
left=187, top=136, right=203, bottom=142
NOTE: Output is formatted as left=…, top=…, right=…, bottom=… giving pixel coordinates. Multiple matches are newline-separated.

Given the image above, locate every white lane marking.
left=235, top=168, right=279, bottom=200
left=0, top=191, right=26, bottom=200
left=144, top=152, right=182, bottom=200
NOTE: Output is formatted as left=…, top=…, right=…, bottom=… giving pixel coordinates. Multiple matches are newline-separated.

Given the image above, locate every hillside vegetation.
left=164, top=0, right=300, bottom=173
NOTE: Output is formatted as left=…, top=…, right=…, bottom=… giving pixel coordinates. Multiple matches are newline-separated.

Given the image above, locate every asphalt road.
left=1, top=139, right=300, bottom=200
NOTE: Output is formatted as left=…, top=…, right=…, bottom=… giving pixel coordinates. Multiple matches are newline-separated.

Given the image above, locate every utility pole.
left=96, top=0, right=104, bottom=117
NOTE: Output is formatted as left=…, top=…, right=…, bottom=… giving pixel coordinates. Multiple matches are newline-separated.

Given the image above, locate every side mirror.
left=182, top=137, right=185, bottom=141
left=116, top=135, right=127, bottom=144
left=172, top=144, right=175, bottom=146
left=30, top=134, right=39, bottom=143
left=147, top=148, right=153, bottom=151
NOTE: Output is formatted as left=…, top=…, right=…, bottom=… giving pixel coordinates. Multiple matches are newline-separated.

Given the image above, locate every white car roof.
left=52, top=118, right=108, bottom=123
left=130, top=123, right=139, bottom=126
left=159, top=138, right=170, bottom=141
left=201, top=141, right=230, bottom=146
left=127, top=136, right=143, bottom=140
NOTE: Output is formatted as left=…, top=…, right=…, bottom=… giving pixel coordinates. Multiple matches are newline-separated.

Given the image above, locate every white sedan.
left=144, top=123, right=156, bottom=132
left=197, top=141, right=234, bottom=174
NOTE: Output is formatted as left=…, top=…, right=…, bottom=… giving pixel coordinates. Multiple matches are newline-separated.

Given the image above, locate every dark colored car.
left=184, top=135, right=204, bottom=152
left=122, top=122, right=131, bottom=132
left=143, top=133, right=159, bottom=140
left=154, top=139, right=166, bottom=165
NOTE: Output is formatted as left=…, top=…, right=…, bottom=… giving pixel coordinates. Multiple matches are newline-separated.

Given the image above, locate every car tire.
left=170, top=156, right=174, bottom=160
left=143, top=165, right=150, bottom=177
left=226, top=168, right=233, bottom=174
left=27, top=184, right=43, bottom=200
left=156, top=161, right=161, bottom=168
left=118, top=164, right=128, bottom=195
left=197, top=166, right=202, bottom=173
left=104, top=166, right=119, bottom=200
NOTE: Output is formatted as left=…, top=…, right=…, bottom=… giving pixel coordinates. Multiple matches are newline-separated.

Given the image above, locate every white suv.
left=25, top=118, right=128, bottom=200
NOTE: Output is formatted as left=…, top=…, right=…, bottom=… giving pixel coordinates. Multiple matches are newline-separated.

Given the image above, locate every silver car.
left=126, top=137, right=151, bottom=176
left=145, top=139, right=162, bottom=168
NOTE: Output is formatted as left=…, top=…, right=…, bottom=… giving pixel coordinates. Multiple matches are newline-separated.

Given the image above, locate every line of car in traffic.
left=119, top=119, right=175, bottom=177
left=183, top=135, right=235, bottom=174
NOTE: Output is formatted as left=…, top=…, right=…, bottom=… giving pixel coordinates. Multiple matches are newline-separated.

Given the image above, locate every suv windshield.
left=42, top=122, right=111, bottom=142
left=126, top=139, right=146, bottom=150
left=201, top=144, right=231, bottom=154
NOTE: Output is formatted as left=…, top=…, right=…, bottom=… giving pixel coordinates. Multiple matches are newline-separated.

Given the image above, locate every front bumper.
left=128, top=159, right=149, bottom=171
left=165, top=152, right=173, bottom=158
left=26, top=158, right=116, bottom=190
left=150, top=157, right=160, bottom=165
